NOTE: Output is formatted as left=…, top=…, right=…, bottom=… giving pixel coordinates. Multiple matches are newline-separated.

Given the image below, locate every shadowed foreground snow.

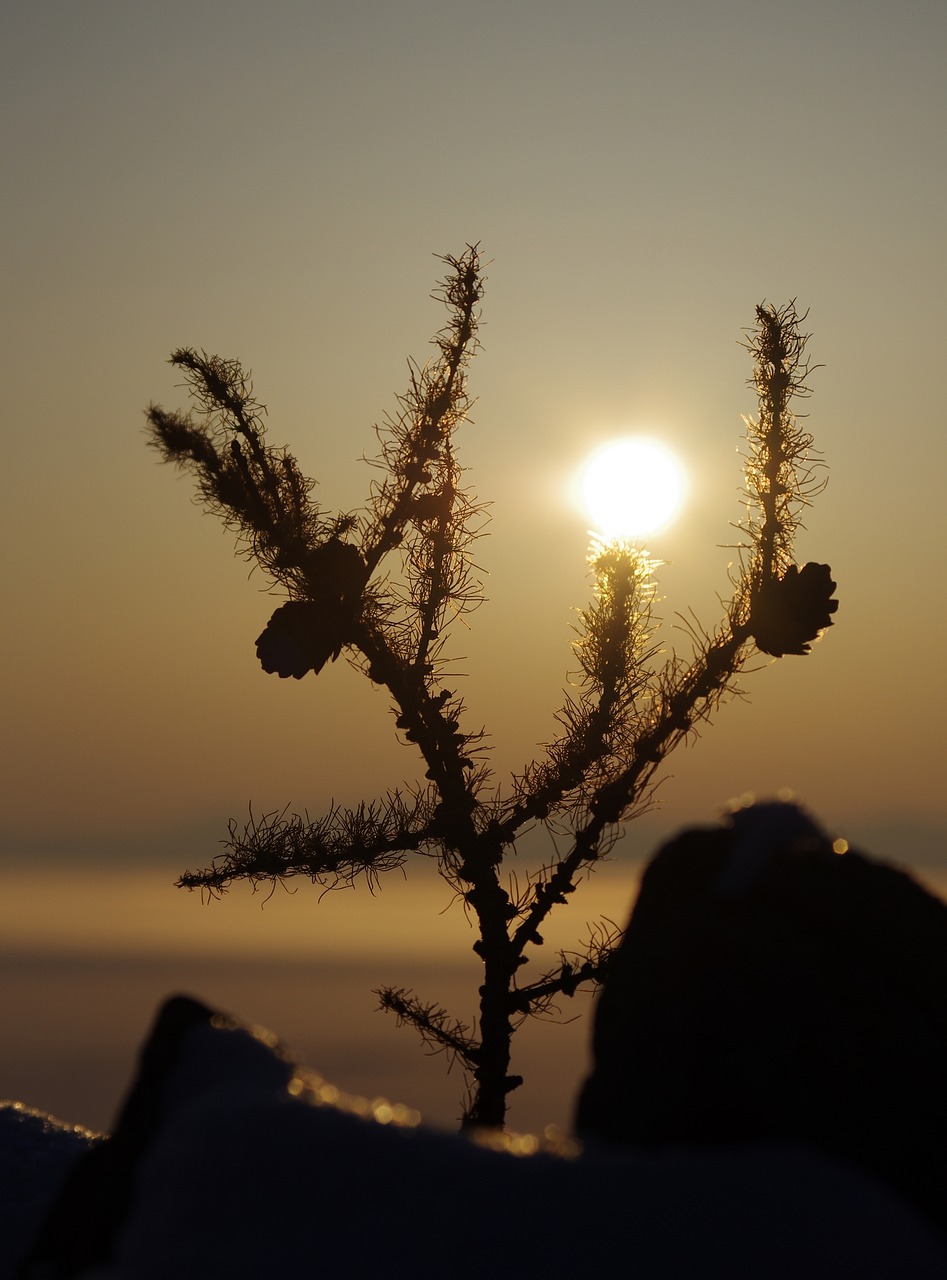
left=0, top=1103, right=99, bottom=1273
left=6, top=997, right=947, bottom=1279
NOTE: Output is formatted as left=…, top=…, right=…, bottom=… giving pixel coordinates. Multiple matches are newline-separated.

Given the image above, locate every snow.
left=6, top=999, right=946, bottom=1279
left=0, top=1102, right=100, bottom=1274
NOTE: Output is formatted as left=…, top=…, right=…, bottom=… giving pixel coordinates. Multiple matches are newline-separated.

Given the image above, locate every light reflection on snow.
left=286, top=1066, right=421, bottom=1129
left=281, top=1064, right=583, bottom=1153
left=471, top=1123, right=581, bottom=1159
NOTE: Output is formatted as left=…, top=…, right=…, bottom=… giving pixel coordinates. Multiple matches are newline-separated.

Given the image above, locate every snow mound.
left=14, top=995, right=947, bottom=1279
left=0, top=1101, right=100, bottom=1273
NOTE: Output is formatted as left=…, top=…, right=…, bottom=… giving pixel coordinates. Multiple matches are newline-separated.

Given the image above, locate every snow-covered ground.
left=5, top=996, right=946, bottom=1279
left=0, top=1101, right=99, bottom=1274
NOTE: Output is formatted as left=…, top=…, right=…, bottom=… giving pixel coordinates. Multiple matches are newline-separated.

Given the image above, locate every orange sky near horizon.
left=2, top=0, right=946, bottom=1130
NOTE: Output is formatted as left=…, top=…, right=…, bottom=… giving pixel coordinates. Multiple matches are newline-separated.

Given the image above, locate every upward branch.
left=742, top=300, right=819, bottom=594
left=361, top=248, right=485, bottom=593
left=742, top=303, right=837, bottom=658
left=146, top=351, right=334, bottom=598
left=498, top=543, right=660, bottom=841
left=506, top=303, right=836, bottom=960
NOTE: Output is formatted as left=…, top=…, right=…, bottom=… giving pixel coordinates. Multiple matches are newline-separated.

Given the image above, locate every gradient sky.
left=2, top=0, right=946, bottom=1032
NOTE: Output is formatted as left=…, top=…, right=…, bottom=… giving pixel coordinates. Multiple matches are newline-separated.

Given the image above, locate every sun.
left=579, top=437, right=686, bottom=539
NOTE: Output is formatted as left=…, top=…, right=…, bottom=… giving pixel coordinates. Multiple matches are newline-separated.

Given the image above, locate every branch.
left=511, top=619, right=750, bottom=956
left=496, top=543, right=660, bottom=840
left=508, top=920, right=622, bottom=1015
left=741, top=300, right=820, bottom=593
left=507, top=302, right=837, bottom=956
left=353, top=619, right=486, bottom=869
left=361, top=246, right=485, bottom=587
left=376, top=986, right=481, bottom=1074
left=145, top=351, right=338, bottom=598
left=177, top=794, right=438, bottom=895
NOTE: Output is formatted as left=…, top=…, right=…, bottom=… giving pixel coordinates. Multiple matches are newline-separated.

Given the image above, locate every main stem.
left=357, top=621, right=519, bottom=1128
left=463, top=854, right=520, bottom=1128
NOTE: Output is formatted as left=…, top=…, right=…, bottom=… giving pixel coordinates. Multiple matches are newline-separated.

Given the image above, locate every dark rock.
left=576, top=801, right=947, bottom=1233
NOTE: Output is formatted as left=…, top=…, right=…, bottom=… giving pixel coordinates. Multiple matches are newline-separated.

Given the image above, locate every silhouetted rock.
left=576, top=801, right=947, bottom=1233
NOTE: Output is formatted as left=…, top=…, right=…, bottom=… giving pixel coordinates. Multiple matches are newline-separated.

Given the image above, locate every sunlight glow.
left=580, top=438, right=686, bottom=538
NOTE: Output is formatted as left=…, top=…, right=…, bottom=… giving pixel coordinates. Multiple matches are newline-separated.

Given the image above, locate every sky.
left=2, top=0, right=946, bottom=1128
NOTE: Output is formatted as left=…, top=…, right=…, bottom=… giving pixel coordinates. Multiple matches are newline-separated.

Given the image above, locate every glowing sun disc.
left=581, top=438, right=686, bottom=538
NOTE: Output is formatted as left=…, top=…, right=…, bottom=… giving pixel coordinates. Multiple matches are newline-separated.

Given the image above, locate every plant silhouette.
left=144, top=247, right=837, bottom=1128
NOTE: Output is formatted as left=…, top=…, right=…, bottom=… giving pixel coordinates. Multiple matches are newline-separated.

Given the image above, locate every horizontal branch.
left=177, top=795, right=438, bottom=895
